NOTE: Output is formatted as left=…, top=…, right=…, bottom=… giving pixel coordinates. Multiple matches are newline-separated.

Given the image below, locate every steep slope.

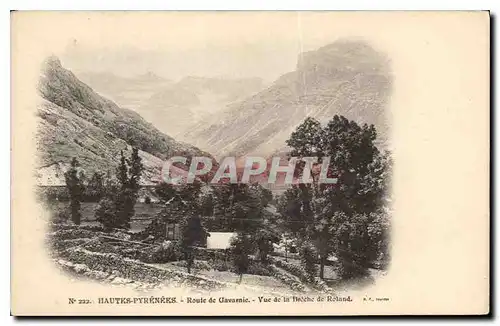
left=183, top=40, right=392, bottom=158
left=36, top=57, right=213, bottom=185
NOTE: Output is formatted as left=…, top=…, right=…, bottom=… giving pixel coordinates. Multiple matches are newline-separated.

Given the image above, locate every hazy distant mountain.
left=182, top=40, right=392, bottom=158
left=76, top=71, right=174, bottom=110
left=36, top=57, right=213, bottom=185
left=176, top=76, right=265, bottom=104
left=78, top=70, right=264, bottom=137
left=138, top=76, right=265, bottom=136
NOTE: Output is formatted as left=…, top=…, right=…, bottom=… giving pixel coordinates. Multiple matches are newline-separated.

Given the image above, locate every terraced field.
left=48, top=223, right=333, bottom=295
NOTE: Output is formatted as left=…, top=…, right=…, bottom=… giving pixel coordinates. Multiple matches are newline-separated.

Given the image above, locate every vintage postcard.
left=10, top=11, right=490, bottom=316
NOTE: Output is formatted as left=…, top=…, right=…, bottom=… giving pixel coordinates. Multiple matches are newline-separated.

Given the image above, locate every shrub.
left=174, top=260, right=212, bottom=271
left=208, top=258, right=232, bottom=272
left=193, top=247, right=226, bottom=261
left=268, top=265, right=307, bottom=293
left=300, top=242, right=318, bottom=282
left=335, top=257, right=369, bottom=280
left=119, top=247, right=146, bottom=260
left=331, top=212, right=390, bottom=279
left=269, top=256, right=308, bottom=281
left=51, top=206, right=70, bottom=224
left=313, top=277, right=333, bottom=294
left=247, top=260, right=272, bottom=276
left=140, top=241, right=182, bottom=263
left=95, top=197, right=121, bottom=230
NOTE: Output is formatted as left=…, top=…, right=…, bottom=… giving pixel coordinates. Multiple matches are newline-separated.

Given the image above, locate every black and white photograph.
left=9, top=11, right=490, bottom=316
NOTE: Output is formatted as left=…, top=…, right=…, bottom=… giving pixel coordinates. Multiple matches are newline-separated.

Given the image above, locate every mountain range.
left=181, top=40, right=392, bottom=158
left=36, top=39, right=392, bottom=187
left=77, top=71, right=264, bottom=137
left=36, top=57, right=212, bottom=186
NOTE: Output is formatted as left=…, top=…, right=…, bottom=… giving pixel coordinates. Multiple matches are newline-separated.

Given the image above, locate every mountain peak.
left=183, top=40, right=392, bottom=157
left=43, top=55, right=62, bottom=69
left=297, top=39, right=390, bottom=75
left=136, top=71, right=164, bottom=82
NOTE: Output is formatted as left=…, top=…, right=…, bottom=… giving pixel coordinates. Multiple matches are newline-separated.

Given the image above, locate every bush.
left=208, top=258, right=232, bottom=272
left=313, top=277, right=333, bottom=294
left=108, top=230, right=132, bottom=241
left=140, top=241, right=182, bottom=263
left=268, top=257, right=334, bottom=293
left=203, top=258, right=272, bottom=276
left=141, top=217, right=166, bottom=240
left=193, top=247, right=226, bottom=261
left=52, top=206, right=70, bottom=224
left=300, top=243, right=318, bottom=282
left=335, top=256, right=369, bottom=280
left=268, top=265, right=307, bottom=292
left=95, top=197, right=121, bottom=230
left=269, top=256, right=308, bottom=281
left=332, top=212, right=390, bottom=279
left=247, top=260, right=272, bottom=276
left=174, top=260, right=212, bottom=271
left=119, top=247, right=146, bottom=260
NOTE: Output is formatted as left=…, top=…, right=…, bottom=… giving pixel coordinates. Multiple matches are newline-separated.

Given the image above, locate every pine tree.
left=127, top=147, right=143, bottom=194
left=85, top=172, right=105, bottom=201
left=97, top=148, right=144, bottom=230
left=64, top=158, right=84, bottom=225
left=117, top=148, right=143, bottom=229
left=117, top=150, right=128, bottom=190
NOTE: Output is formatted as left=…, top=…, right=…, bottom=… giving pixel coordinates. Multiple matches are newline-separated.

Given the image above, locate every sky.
left=53, top=12, right=386, bottom=82
left=60, top=41, right=300, bottom=82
